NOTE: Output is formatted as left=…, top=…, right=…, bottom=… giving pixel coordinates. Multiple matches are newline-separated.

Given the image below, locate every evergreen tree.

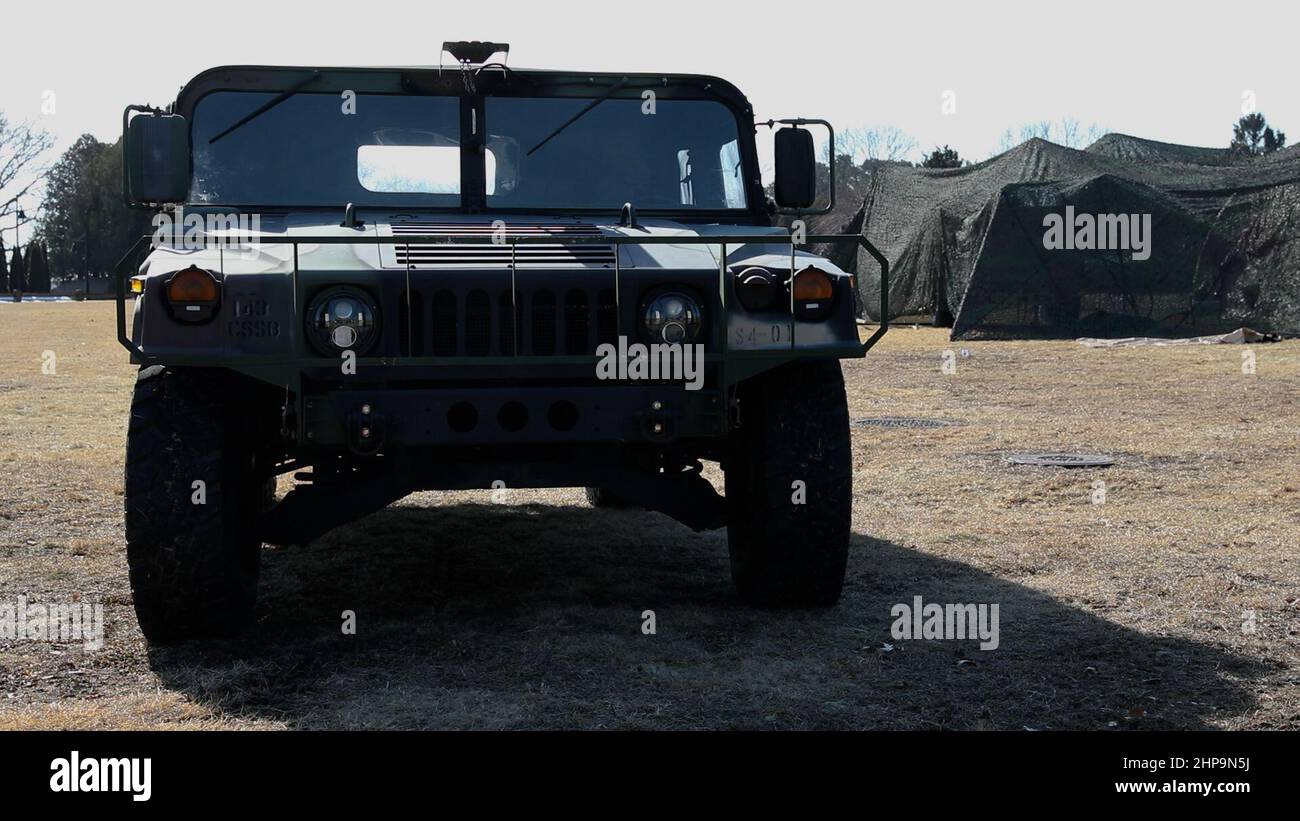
left=920, top=145, right=964, bottom=169
left=9, top=245, right=25, bottom=292
left=33, top=135, right=150, bottom=279
left=26, top=241, right=50, bottom=292
left=1230, top=112, right=1287, bottom=157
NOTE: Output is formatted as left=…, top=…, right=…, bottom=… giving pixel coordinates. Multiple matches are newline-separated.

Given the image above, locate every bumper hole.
left=448, top=402, right=478, bottom=433
left=498, top=401, right=528, bottom=432
left=547, top=400, right=579, bottom=432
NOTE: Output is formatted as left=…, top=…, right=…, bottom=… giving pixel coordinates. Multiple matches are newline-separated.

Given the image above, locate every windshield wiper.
left=525, top=78, right=629, bottom=157
left=208, top=70, right=321, bottom=145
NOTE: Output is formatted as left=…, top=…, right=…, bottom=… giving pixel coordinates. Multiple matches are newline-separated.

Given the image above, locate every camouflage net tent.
left=810, top=135, right=1300, bottom=339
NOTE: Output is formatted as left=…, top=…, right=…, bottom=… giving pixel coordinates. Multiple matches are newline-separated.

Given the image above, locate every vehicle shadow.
left=147, top=501, right=1272, bottom=729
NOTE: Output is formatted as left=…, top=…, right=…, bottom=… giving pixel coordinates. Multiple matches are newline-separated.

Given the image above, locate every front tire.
left=125, top=367, right=264, bottom=642
left=725, top=360, right=852, bottom=607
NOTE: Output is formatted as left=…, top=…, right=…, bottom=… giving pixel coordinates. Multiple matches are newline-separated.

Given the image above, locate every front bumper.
left=305, top=383, right=726, bottom=451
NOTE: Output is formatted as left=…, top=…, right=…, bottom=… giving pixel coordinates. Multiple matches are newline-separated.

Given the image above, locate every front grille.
left=532, top=290, right=557, bottom=356
left=465, top=290, right=491, bottom=356
left=406, top=285, right=619, bottom=357
left=431, top=290, right=457, bottom=356
left=384, top=222, right=617, bottom=269
left=564, top=290, right=589, bottom=355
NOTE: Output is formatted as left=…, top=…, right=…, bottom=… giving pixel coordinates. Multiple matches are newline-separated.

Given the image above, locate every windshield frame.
left=175, top=65, right=768, bottom=224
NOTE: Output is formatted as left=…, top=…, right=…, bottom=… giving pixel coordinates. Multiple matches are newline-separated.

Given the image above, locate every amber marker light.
left=164, top=266, right=221, bottom=322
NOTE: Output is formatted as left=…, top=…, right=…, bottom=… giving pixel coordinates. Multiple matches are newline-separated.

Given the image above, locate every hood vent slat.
left=384, top=222, right=616, bottom=269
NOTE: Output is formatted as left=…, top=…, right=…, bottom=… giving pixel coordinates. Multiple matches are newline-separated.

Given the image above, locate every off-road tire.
left=125, top=366, right=263, bottom=642
left=725, top=360, right=852, bottom=607
left=585, top=486, right=636, bottom=508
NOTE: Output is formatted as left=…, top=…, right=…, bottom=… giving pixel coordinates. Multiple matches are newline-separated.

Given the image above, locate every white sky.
left=2, top=0, right=1296, bottom=243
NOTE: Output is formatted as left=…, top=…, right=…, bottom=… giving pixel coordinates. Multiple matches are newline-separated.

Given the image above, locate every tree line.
left=830, top=112, right=1289, bottom=170
left=0, top=237, right=51, bottom=291
left=1, top=114, right=148, bottom=294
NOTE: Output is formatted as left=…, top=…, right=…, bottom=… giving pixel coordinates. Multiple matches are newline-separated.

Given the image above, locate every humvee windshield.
left=190, top=91, right=747, bottom=211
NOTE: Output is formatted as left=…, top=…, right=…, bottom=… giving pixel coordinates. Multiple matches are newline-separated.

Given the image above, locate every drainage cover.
left=853, top=417, right=957, bottom=429
left=1007, top=452, right=1116, bottom=468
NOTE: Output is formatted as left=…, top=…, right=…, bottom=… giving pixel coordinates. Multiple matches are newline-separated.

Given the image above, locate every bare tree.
left=996, top=127, right=1018, bottom=154
left=1053, top=118, right=1110, bottom=149
left=1057, top=118, right=1081, bottom=149
left=993, top=119, right=1109, bottom=157
left=1017, top=120, right=1052, bottom=143
left=835, top=126, right=919, bottom=165
left=0, top=113, right=54, bottom=224
left=1083, top=122, right=1109, bottom=147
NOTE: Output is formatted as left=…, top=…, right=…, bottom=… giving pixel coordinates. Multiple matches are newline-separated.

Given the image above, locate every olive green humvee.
left=115, top=42, right=888, bottom=641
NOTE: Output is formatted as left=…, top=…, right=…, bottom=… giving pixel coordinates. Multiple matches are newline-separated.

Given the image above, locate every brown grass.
left=1, top=301, right=1297, bottom=729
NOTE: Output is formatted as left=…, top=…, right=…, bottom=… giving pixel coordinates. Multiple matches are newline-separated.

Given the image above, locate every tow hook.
left=347, top=403, right=385, bottom=454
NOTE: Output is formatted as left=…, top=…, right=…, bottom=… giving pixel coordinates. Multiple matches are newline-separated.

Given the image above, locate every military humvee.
left=115, top=42, right=889, bottom=642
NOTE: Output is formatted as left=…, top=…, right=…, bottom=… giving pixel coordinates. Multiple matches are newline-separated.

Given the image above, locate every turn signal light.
left=792, top=266, right=834, bottom=301
left=164, top=266, right=220, bottom=322
left=166, top=266, right=220, bottom=303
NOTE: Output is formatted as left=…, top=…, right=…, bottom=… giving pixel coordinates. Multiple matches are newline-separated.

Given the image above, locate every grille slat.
left=466, top=290, right=491, bottom=356
left=431, top=290, right=458, bottom=357
left=387, top=221, right=616, bottom=269
left=564, top=289, right=589, bottom=355
left=498, top=290, right=517, bottom=355
left=598, top=288, right=618, bottom=345
left=531, top=290, right=557, bottom=356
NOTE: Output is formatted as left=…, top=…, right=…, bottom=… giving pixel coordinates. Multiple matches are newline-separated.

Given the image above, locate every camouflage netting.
left=809, top=135, right=1300, bottom=339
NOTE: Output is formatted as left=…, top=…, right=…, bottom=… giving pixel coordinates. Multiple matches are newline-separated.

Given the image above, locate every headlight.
left=734, top=266, right=779, bottom=312
left=643, top=290, right=703, bottom=344
left=306, top=286, right=380, bottom=355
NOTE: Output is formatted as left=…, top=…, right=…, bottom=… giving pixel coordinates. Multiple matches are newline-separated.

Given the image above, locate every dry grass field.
left=1, top=300, right=1297, bottom=729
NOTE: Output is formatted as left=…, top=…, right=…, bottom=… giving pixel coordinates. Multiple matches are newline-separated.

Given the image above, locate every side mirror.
left=774, top=126, right=817, bottom=209
left=123, top=107, right=190, bottom=207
